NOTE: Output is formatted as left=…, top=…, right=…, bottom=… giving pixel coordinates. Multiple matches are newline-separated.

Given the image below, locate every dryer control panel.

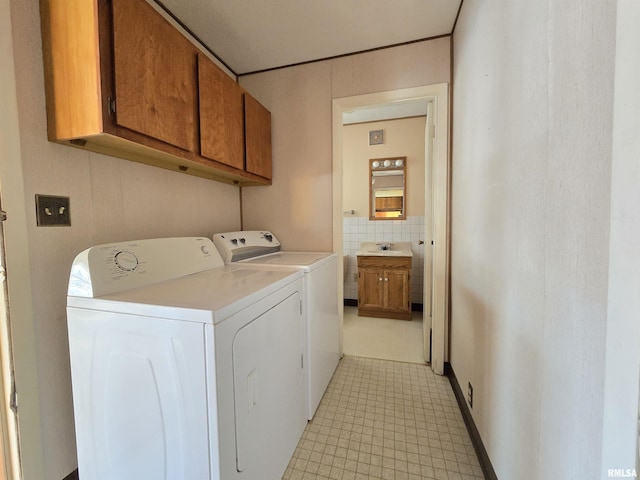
left=213, top=231, right=281, bottom=263
left=68, top=237, right=224, bottom=297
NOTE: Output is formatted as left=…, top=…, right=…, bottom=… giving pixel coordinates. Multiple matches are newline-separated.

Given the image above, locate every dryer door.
left=232, top=291, right=305, bottom=474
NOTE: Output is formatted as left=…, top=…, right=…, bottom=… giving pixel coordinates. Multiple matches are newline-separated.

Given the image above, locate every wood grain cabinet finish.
left=244, top=94, right=273, bottom=180
left=198, top=54, right=244, bottom=170
left=357, top=256, right=412, bottom=320
left=112, top=0, right=196, bottom=152
left=40, top=0, right=272, bottom=186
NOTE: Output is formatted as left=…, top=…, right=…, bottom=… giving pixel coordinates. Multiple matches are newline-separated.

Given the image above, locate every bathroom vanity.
left=356, top=243, right=412, bottom=320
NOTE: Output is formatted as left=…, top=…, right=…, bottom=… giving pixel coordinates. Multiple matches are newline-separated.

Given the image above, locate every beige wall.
left=7, top=0, right=242, bottom=478
left=452, top=1, right=616, bottom=478
left=343, top=117, right=426, bottom=218
left=239, top=37, right=450, bottom=251
left=601, top=0, right=640, bottom=474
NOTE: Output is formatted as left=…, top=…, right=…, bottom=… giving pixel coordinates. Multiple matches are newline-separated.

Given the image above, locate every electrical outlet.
left=468, top=382, right=473, bottom=409
left=35, top=195, right=71, bottom=226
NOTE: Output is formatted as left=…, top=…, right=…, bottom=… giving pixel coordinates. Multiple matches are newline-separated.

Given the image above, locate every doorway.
left=332, top=84, right=450, bottom=374
left=341, top=113, right=428, bottom=364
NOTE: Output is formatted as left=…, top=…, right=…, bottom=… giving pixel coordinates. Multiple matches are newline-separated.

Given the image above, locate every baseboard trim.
left=63, top=470, right=78, bottom=480
left=343, top=299, right=424, bottom=312
left=445, top=363, right=498, bottom=480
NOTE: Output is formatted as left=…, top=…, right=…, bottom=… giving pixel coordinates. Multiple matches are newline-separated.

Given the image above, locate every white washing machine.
left=66, top=237, right=306, bottom=480
left=212, top=231, right=340, bottom=420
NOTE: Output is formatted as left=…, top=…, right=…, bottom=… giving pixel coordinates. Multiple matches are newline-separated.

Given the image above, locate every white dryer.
left=212, top=230, right=340, bottom=420
left=66, top=237, right=306, bottom=480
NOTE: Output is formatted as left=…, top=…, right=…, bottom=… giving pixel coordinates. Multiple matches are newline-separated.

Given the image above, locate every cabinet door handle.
left=384, top=278, right=389, bottom=282
left=378, top=277, right=383, bottom=282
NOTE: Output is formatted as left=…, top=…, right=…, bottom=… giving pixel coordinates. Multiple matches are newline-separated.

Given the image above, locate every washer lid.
left=238, top=251, right=337, bottom=270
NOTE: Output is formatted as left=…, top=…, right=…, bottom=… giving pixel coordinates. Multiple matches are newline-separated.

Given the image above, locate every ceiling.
left=156, top=0, right=462, bottom=76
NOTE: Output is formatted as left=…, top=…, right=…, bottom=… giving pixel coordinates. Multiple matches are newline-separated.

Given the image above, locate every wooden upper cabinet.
left=39, top=0, right=271, bottom=186
left=40, top=0, right=103, bottom=140
left=244, top=94, right=272, bottom=179
left=198, top=54, right=244, bottom=170
left=112, top=0, right=196, bottom=151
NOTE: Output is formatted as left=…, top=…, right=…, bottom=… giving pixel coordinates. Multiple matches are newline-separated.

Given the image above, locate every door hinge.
left=0, top=210, right=6, bottom=222
left=300, top=300, right=303, bottom=315
left=430, top=124, right=436, bottom=138
left=107, top=96, right=116, bottom=116
left=301, top=354, right=304, bottom=369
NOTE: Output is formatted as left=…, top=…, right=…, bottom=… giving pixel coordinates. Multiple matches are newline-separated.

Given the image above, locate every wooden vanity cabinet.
left=357, top=256, right=412, bottom=320
left=40, top=0, right=272, bottom=186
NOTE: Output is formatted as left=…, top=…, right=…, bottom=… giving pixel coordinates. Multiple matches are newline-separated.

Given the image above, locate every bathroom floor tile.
left=342, top=307, right=427, bottom=364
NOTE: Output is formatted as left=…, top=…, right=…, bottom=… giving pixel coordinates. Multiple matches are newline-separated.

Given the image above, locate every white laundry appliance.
left=66, top=237, right=306, bottom=480
left=212, top=230, right=340, bottom=420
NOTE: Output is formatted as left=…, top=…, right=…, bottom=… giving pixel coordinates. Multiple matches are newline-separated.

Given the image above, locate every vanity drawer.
left=357, top=256, right=412, bottom=270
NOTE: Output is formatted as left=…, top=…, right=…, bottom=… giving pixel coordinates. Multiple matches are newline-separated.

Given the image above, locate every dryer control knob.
left=264, top=234, right=273, bottom=242
left=231, top=239, right=238, bottom=245
left=239, top=238, right=246, bottom=244
left=114, top=251, right=138, bottom=271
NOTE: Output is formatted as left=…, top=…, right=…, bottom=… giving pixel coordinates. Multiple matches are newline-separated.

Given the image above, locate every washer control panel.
left=68, top=237, right=224, bottom=297
left=212, top=231, right=281, bottom=263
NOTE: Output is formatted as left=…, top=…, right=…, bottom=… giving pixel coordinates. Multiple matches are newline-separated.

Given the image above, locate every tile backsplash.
left=343, top=216, right=425, bottom=304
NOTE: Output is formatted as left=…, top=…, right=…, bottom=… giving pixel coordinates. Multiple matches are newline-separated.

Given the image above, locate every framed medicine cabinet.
left=369, top=156, right=406, bottom=220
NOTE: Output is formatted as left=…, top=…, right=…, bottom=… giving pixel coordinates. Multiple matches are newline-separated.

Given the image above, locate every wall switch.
left=468, top=382, right=473, bottom=409
left=35, top=195, right=71, bottom=226
left=353, top=273, right=358, bottom=282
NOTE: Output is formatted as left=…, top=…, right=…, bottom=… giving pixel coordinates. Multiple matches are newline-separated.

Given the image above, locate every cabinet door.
left=384, top=269, right=411, bottom=314
left=112, top=0, right=196, bottom=151
left=244, top=94, right=272, bottom=179
left=358, top=268, right=384, bottom=310
left=198, top=54, right=244, bottom=169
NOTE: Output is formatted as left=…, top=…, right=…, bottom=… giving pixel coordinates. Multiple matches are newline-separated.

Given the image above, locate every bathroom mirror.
left=369, top=156, right=406, bottom=220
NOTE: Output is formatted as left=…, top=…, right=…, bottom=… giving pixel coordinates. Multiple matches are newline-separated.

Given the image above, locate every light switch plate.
left=35, top=195, right=71, bottom=226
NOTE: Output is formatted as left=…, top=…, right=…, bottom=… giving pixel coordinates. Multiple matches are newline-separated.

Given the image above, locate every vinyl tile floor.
left=282, top=355, right=486, bottom=480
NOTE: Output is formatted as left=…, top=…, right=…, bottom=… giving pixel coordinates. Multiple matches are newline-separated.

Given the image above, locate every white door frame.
left=332, top=83, right=450, bottom=374
left=0, top=0, right=46, bottom=476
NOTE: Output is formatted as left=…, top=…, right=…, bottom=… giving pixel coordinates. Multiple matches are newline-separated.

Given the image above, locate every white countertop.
left=355, top=241, right=413, bottom=257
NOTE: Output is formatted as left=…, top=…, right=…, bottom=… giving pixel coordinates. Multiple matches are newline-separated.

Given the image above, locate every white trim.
left=0, top=0, right=46, bottom=476
left=332, top=84, right=450, bottom=374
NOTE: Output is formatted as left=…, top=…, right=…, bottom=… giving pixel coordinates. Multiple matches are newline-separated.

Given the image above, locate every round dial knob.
left=114, top=251, right=138, bottom=271
left=264, top=234, right=273, bottom=242
left=239, top=238, right=246, bottom=244
left=231, top=239, right=238, bottom=245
